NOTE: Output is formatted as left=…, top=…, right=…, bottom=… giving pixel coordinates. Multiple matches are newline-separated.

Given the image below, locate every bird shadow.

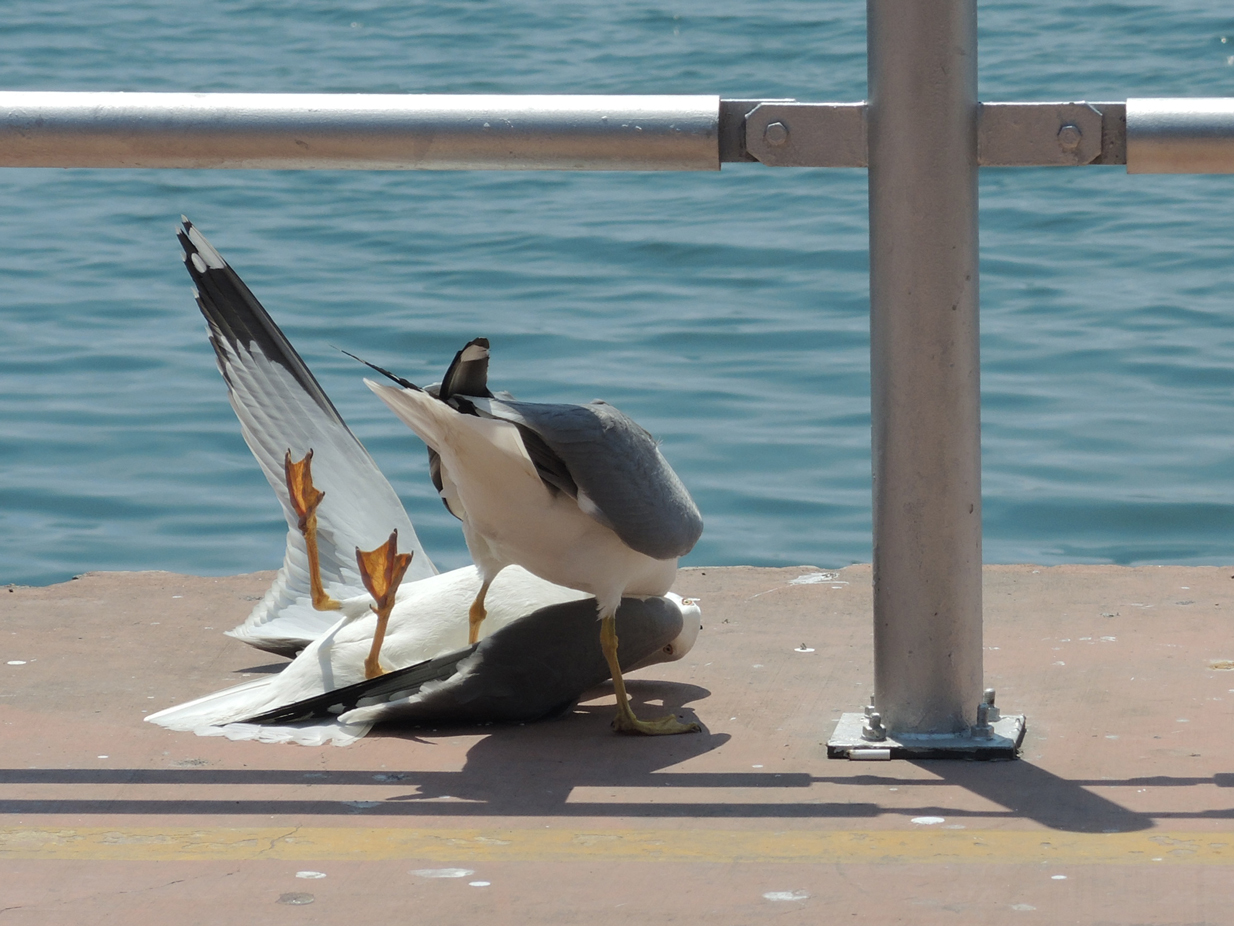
left=371, top=679, right=726, bottom=813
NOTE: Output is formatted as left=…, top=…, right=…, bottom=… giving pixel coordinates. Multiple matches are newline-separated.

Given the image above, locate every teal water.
left=2, top=2, right=1234, bottom=586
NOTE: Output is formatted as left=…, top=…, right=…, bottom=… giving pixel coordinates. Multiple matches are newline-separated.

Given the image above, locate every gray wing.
left=179, top=219, right=437, bottom=652
left=468, top=396, right=702, bottom=560
left=340, top=595, right=686, bottom=726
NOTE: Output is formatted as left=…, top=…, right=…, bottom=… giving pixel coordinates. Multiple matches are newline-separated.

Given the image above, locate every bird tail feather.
left=365, top=380, right=454, bottom=449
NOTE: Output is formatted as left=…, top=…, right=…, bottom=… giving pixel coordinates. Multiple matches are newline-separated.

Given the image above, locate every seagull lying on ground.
left=361, top=334, right=705, bottom=736
left=146, top=218, right=701, bottom=745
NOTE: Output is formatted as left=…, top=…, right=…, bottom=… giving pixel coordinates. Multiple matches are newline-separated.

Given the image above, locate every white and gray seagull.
left=361, top=335, right=705, bottom=735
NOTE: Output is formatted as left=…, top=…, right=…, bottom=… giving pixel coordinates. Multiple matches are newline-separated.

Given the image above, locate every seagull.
left=361, top=336, right=705, bottom=736
left=148, top=218, right=701, bottom=744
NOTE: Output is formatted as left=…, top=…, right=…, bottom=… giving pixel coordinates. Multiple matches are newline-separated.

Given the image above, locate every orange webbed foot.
left=356, top=530, right=414, bottom=679
left=285, top=449, right=341, bottom=611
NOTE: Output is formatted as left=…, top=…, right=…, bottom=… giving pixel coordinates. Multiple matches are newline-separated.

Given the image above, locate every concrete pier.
left=2, top=564, right=1233, bottom=923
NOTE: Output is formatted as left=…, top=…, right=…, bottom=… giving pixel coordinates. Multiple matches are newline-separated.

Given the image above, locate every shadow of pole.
left=912, top=760, right=1157, bottom=833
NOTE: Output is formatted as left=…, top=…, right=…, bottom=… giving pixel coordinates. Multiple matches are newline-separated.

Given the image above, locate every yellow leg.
left=284, top=450, right=340, bottom=611
left=600, top=613, right=701, bottom=736
left=363, top=605, right=392, bottom=681
left=468, top=578, right=492, bottom=645
left=355, top=530, right=414, bottom=680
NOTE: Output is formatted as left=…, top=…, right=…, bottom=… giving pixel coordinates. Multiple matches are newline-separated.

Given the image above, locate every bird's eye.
left=663, top=644, right=674, bottom=655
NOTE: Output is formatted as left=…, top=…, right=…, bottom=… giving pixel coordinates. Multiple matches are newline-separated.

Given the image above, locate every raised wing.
left=178, top=218, right=437, bottom=652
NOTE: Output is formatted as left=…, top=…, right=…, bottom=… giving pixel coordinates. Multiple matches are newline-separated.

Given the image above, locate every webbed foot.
left=611, top=707, right=701, bottom=736
left=285, top=449, right=341, bottom=611
left=355, top=530, right=413, bottom=680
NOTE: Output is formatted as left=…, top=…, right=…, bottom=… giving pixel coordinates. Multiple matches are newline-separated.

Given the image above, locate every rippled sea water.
left=1, top=2, right=1233, bottom=585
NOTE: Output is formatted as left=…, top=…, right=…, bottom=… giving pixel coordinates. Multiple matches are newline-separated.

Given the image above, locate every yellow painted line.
left=0, top=827, right=1231, bottom=864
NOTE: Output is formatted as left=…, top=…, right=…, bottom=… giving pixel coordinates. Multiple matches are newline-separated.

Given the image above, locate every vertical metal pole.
left=867, top=0, right=982, bottom=735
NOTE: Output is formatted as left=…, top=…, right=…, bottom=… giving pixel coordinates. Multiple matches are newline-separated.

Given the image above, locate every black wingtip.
left=176, top=216, right=195, bottom=250
left=176, top=217, right=346, bottom=426
left=339, top=348, right=423, bottom=392
left=239, top=644, right=478, bottom=725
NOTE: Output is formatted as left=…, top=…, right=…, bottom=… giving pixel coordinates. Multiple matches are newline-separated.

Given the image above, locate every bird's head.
left=625, top=594, right=702, bottom=671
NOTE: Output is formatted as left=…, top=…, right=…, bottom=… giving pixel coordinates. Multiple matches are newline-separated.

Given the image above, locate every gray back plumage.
left=479, top=397, right=703, bottom=561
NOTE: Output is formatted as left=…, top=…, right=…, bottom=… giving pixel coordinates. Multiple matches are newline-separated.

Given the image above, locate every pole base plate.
left=826, top=713, right=1026, bottom=760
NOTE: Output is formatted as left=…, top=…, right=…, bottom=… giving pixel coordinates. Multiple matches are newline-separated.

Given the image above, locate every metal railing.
left=0, top=92, right=720, bottom=171
left=6, top=92, right=1233, bottom=174
left=4, top=0, right=1233, bottom=758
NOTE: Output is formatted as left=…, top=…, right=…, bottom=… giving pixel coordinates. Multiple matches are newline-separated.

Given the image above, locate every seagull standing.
left=364, top=339, right=705, bottom=735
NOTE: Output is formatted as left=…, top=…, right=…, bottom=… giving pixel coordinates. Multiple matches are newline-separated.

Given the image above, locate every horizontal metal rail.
left=0, top=92, right=720, bottom=171
left=1127, top=98, right=1234, bottom=173
left=0, top=91, right=1230, bottom=173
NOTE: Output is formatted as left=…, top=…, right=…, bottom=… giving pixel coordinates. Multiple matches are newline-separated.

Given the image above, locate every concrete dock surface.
left=2, top=563, right=1233, bottom=924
